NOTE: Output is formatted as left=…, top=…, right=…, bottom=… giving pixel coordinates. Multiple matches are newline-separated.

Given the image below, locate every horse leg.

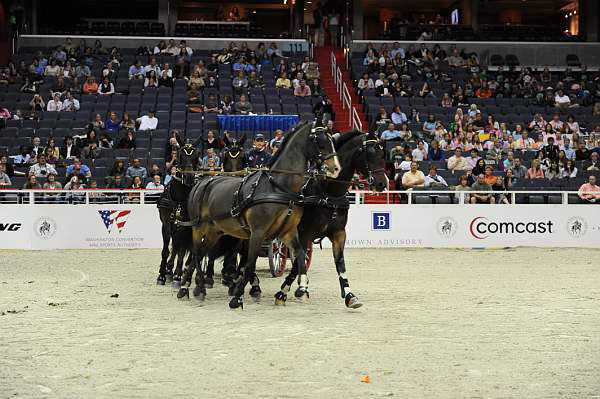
left=284, top=232, right=309, bottom=302
left=331, top=229, right=361, bottom=308
left=274, top=256, right=299, bottom=305
left=192, top=234, right=221, bottom=300
left=229, top=234, right=262, bottom=309
left=177, top=227, right=205, bottom=299
left=205, top=255, right=215, bottom=289
left=157, top=223, right=171, bottom=285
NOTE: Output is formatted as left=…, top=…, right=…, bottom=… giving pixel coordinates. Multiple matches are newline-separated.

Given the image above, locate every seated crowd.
left=354, top=42, right=599, bottom=203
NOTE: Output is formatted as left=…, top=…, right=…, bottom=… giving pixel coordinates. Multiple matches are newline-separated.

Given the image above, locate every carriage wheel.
left=269, top=240, right=288, bottom=277
left=305, top=242, right=313, bottom=270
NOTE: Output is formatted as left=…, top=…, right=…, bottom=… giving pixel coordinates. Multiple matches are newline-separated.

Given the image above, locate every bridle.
left=173, top=144, right=199, bottom=186
left=307, top=126, right=338, bottom=175
left=360, top=137, right=386, bottom=188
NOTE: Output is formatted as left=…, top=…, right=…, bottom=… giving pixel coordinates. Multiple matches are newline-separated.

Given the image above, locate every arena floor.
left=1, top=248, right=599, bottom=398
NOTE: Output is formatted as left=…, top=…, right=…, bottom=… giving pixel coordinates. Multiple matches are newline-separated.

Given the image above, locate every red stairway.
left=314, top=46, right=368, bottom=132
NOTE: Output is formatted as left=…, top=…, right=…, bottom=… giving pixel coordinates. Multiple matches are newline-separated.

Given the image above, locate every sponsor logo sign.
left=34, top=217, right=57, bottom=239
left=371, top=212, right=391, bottom=230
left=98, top=210, right=132, bottom=234
left=468, top=216, right=554, bottom=240
left=0, top=223, right=22, bottom=231
left=437, top=217, right=457, bottom=238
left=566, top=217, right=587, bottom=238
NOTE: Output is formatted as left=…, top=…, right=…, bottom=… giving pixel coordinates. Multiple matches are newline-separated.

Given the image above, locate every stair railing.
left=331, top=50, right=363, bottom=131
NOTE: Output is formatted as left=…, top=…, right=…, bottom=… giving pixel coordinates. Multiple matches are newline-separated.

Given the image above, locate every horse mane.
left=334, top=130, right=364, bottom=150
left=267, top=121, right=308, bottom=167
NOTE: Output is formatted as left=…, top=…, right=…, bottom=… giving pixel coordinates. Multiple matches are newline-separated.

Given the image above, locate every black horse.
left=221, top=134, right=247, bottom=173
left=273, top=131, right=388, bottom=308
left=156, top=144, right=200, bottom=285
left=182, top=121, right=341, bottom=308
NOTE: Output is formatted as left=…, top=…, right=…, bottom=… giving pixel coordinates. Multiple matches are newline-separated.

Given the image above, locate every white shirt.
left=47, top=100, right=63, bottom=112
left=29, top=162, right=57, bottom=178
left=63, top=98, right=80, bottom=111
left=412, top=148, right=426, bottom=161
left=424, top=174, right=448, bottom=188
left=555, top=94, right=570, bottom=105
left=145, top=181, right=165, bottom=190
left=136, top=115, right=158, bottom=131
left=144, top=65, right=161, bottom=75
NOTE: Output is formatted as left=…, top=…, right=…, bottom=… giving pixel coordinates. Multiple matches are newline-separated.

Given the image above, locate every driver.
left=244, top=133, right=272, bottom=168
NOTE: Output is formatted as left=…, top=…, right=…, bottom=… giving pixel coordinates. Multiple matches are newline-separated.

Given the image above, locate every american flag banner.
left=98, top=210, right=132, bottom=234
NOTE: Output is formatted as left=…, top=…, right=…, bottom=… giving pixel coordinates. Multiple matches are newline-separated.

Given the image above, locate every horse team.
left=156, top=121, right=388, bottom=309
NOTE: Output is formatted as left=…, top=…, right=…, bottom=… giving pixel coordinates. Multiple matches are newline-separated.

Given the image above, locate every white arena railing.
left=0, top=189, right=596, bottom=206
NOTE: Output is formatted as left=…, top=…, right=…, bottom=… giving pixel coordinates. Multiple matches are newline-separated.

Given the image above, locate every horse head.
left=177, top=143, right=200, bottom=186
left=306, top=125, right=341, bottom=179
left=354, top=132, right=388, bottom=192
left=222, top=134, right=246, bottom=172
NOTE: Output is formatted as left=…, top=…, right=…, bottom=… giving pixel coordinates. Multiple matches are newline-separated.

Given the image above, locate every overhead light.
left=283, top=0, right=287, bottom=4
left=252, top=10, right=256, bottom=14
left=307, top=1, right=312, bottom=3
left=564, top=14, right=568, bottom=18
left=574, top=10, right=577, bottom=15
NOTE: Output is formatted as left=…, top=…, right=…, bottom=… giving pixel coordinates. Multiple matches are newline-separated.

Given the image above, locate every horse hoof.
left=274, top=291, right=287, bottom=306
left=229, top=297, right=243, bottom=310
left=249, top=286, right=262, bottom=300
left=193, top=286, right=206, bottom=299
left=299, top=292, right=310, bottom=303
left=156, top=275, right=166, bottom=285
left=177, top=288, right=189, bottom=300
left=294, top=287, right=309, bottom=298
left=345, top=293, right=363, bottom=309
left=172, top=277, right=182, bottom=289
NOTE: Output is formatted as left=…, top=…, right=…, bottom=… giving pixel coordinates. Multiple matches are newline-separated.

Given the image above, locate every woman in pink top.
left=527, top=159, right=545, bottom=179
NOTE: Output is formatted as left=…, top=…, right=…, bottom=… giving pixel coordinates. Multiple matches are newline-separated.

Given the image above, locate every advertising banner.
left=1, top=204, right=599, bottom=250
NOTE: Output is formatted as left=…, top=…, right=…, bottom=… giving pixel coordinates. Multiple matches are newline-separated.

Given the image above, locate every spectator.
left=447, top=148, right=469, bottom=171
left=554, top=89, right=571, bottom=109
left=158, top=70, right=173, bottom=87
left=428, top=140, right=445, bottom=161
left=42, top=173, right=62, bottom=190
left=29, top=93, right=46, bottom=112
left=29, top=154, right=57, bottom=178
left=82, top=77, right=98, bottom=94
left=136, top=110, right=158, bottom=131
left=399, top=124, right=413, bottom=142
left=578, top=175, right=600, bottom=203
left=575, top=142, right=591, bottom=161
left=422, top=114, right=436, bottom=139
left=46, top=93, right=63, bottom=112
left=313, top=97, right=333, bottom=124
left=66, top=158, right=92, bottom=182
left=232, top=71, right=248, bottom=94
left=62, top=91, right=80, bottom=112
left=107, top=174, right=126, bottom=189
left=583, top=152, right=599, bottom=171
left=454, top=174, right=471, bottom=195
left=401, top=161, right=425, bottom=189
left=60, top=136, right=80, bottom=160
left=391, top=106, right=407, bottom=125
left=380, top=123, right=402, bottom=141
left=527, top=159, right=545, bottom=179
left=0, top=164, right=12, bottom=187
left=424, top=165, right=448, bottom=189
left=559, top=159, right=578, bottom=179
left=201, top=148, right=221, bottom=168
left=97, top=77, right=115, bottom=95
left=503, top=151, right=515, bottom=170
left=91, top=113, right=105, bottom=130
left=412, top=141, right=427, bottom=161
left=23, top=174, right=42, bottom=190
left=276, top=72, right=292, bottom=89
left=126, top=158, right=148, bottom=180
left=512, top=157, right=528, bottom=179
left=465, top=149, right=480, bottom=170
left=187, top=83, right=202, bottom=105
left=269, top=130, right=284, bottom=149
left=234, top=94, right=253, bottom=114
left=203, top=93, right=219, bottom=113
left=120, top=112, right=135, bottom=131
left=244, top=134, right=271, bottom=167
left=294, top=80, right=311, bottom=97
left=109, top=160, right=127, bottom=177
left=470, top=174, right=495, bottom=204
left=81, top=141, right=100, bottom=160
left=149, top=164, right=163, bottom=180
left=104, top=112, right=120, bottom=134
left=118, top=129, right=137, bottom=149
left=483, top=165, right=497, bottom=185
left=64, top=175, right=84, bottom=190
left=145, top=174, right=165, bottom=190
left=128, top=60, right=145, bottom=80
left=562, top=138, right=576, bottom=160
left=30, top=137, right=43, bottom=158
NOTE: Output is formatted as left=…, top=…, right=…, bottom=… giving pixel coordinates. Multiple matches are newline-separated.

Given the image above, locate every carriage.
left=261, top=239, right=313, bottom=277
